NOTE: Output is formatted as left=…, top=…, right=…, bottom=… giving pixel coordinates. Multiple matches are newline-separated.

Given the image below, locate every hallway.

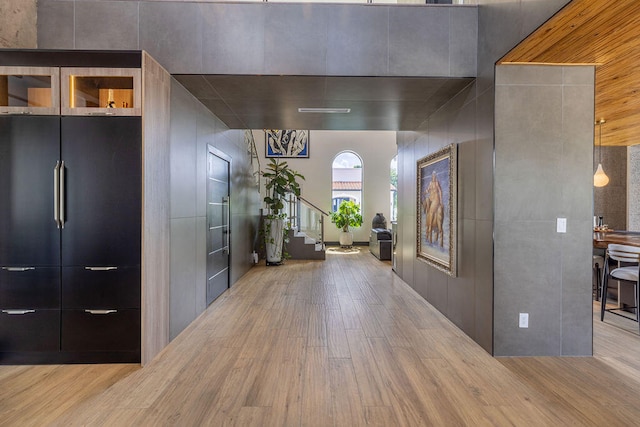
left=2, top=248, right=640, bottom=426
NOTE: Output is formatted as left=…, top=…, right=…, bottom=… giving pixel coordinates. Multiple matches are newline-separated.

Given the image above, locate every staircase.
left=287, top=229, right=326, bottom=260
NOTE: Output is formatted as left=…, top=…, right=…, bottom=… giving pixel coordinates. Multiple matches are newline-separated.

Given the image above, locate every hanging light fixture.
left=594, top=118, right=609, bottom=187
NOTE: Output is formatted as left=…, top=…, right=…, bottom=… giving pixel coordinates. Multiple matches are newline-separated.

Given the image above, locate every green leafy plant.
left=260, top=158, right=305, bottom=264
left=330, top=200, right=363, bottom=232
left=261, top=158, right=305, bottom=216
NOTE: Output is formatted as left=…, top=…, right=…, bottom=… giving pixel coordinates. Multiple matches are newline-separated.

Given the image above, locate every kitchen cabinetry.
left=0, top=64, right=142, bottom=364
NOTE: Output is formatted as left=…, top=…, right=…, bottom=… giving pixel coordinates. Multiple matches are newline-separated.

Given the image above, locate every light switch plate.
left=557, top=217, right=567, bottom=233
left=519, top=313, right=529, bottom=328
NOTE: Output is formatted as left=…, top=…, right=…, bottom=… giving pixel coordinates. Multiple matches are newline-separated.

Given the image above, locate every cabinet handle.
left=84, top=266, right=118, bottom=271
left=60, top=161, right=65, bottom=229
left=54, top=161, right=61, bottom=228
left=2, top=309, right=36, bottom=315
left=2, top=267, right=35, bottom=272
left=2, top=111, right=33, bottom=115
left=85, top=309, right=117, bottom=315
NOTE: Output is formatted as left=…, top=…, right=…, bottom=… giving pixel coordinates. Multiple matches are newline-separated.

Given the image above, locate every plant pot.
left=264, top=217, right=285, bottom=265
left=339, top=230, right=353, bottom=248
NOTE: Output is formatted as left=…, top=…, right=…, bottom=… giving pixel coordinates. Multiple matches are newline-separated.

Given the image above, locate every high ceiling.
left=500, top=0, right=640, bottom=146
left=174, top=74, right=474, bottom=131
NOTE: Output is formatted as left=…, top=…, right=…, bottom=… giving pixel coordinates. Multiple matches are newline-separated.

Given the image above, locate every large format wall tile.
left=450, top=6, right=478, bottom=77
left=140, top=2, right=203, bottom=74
left=561, top=83, right=595, bottom=221
left=201, top=3, right=265, bottom=75
left=475, top=86, right=494, bottom=222
left=629, top=145, right=640, bottom=231
left=389, top=6, right=450, bottom=76
left=264, top=4, right=329, bottom=75
left=494, top=220, right=563, bottom=356
left=37, top=1, right=477, bottom=78
left=37, top=0, right=74, bottom=49
left=195, top=216, right=207, bottom=314
left=170, top=217, right=197, bottom=340
left=326, top=5, right=389, bottom=76
left=494, top=64, right=594, bottom=356
left=447, top=218, right=476, bottom=333
left=75, top=1, right=138, bottom=50
left=495, top=83, right=563, bottom=222
left=170, top=79, right=198, bottom=219
left=560, top=218, right=592, bottom=356
left=474, top=219, right=493, bottom=352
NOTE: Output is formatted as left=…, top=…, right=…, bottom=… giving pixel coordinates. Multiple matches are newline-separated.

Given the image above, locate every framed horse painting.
left=416, top=144, right=457, bottom=277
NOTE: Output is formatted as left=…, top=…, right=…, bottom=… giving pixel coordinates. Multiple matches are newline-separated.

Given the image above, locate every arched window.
left=332, top=151, right=363, bottom=213
left=390, top=155, right=397, bottom=221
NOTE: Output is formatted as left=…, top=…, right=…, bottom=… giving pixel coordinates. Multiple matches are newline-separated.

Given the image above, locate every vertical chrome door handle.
left=223, top=196, right=230, bottom=252
left=60, top=161, right=65, bottom=228
left=54, top=161, right=61, bottom=228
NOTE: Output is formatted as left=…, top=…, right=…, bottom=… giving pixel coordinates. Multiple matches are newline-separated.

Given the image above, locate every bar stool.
left=600, top=244, right=640, bottom=332
left=593, top=255, right=604, bottom=301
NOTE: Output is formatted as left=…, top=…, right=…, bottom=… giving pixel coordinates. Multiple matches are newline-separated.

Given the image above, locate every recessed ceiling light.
left=298, top=107, right=351, bottom=114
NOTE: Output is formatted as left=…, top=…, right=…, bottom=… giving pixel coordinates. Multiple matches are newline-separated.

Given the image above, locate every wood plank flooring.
left=2, top=247, right=640, bottom=426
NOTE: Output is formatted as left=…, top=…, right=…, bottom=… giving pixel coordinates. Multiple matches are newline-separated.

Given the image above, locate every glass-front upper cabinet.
left=61, top=68, right=141, bottom=116
left=0, top=67, right=60, bottom=115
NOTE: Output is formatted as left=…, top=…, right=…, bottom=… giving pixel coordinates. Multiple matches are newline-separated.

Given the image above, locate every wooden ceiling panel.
left=500, top=0, right=640, bottom=146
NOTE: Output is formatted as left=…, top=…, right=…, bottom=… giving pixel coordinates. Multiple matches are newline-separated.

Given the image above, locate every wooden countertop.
left=593, top=230, right=640, bottom=249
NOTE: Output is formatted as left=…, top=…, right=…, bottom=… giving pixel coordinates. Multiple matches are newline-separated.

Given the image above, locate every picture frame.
left=265, top=129, right=309, bottom=158
left=416, top=144, right=457, bottom=277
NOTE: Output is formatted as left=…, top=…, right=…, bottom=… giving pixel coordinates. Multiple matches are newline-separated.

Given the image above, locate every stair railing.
left=286, top=194, right=328, bottom=247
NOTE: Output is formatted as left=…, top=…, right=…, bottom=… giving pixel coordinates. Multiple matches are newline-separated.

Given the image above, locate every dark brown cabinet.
left=0, top=114, right=142, bottom=364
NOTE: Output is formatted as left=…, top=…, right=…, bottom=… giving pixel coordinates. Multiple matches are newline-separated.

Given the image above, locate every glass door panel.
left=61, top=68, right=141, bottom=116
left=0, top=67, right=59, bottom=115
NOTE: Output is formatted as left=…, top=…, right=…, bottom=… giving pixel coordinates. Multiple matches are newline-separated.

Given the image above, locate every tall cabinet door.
left=0, top=116, right=61, bottom=354
left=60, top=116, right=141, bottom=358
left=60, top=116, right=141, bottom=267
left=0, top=116, right=61, bottom=266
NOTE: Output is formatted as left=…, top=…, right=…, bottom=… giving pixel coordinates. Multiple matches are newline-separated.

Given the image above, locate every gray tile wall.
left=396, top=0, right=576, bottom=356
left=494, top=65, right=594, bottom=356
left=396, top=78, right=494, bottom=354
left=629, top=145, right=640, bottom=231
left=169, top=79, right=261, bottom=340
left=37, top=0, right=477, bottom=78
left=477, top=0, right=573, bottom=356
left=593, top=147, right=627, bottom=231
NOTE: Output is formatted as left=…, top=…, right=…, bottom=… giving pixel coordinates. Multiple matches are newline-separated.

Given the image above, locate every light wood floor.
left=2, top=247, right=640, bottom=426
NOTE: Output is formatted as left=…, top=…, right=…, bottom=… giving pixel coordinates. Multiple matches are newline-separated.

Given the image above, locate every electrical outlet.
left=519, top=313, right=529, bottom=328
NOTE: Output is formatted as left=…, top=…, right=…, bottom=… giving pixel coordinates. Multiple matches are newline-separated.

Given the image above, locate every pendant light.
left=594, top=119, right=609, bottom=187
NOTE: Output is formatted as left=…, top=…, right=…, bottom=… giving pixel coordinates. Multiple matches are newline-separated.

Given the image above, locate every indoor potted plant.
left=261, top=158, right=305, bottom=264
left=330, top=200, right=363, bottom=248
